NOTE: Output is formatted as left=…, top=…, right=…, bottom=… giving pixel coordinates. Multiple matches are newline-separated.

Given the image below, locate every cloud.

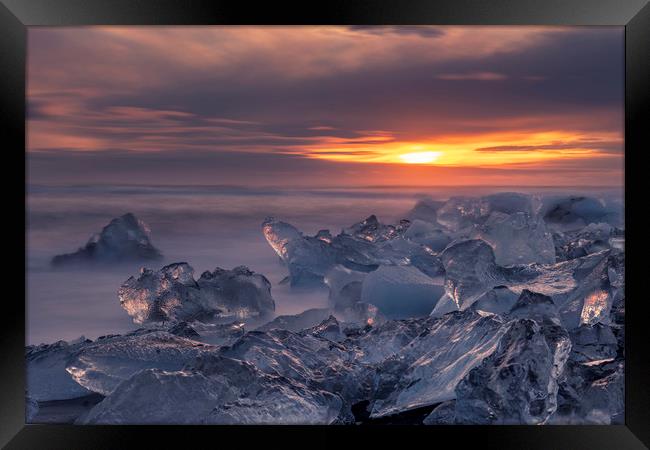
left=26, top=26, right=624, bottom=187
left=346, top=26, right=446, bottom=38
left=474, top=139, right=623, bottom=154
left=437, top=72, right=507, bottom=81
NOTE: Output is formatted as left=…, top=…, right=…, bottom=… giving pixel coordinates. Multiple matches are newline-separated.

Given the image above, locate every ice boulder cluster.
left=118, top=263, right=275, bottom=324
left=52, top=213, right=162, bottom=266
left=27, top=192, right=624, bottom=425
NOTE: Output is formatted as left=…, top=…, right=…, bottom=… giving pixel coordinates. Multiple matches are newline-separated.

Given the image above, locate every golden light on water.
left=399, top=151, right=442, bottom=164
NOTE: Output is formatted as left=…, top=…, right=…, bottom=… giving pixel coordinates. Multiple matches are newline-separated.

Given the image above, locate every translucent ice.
left=454, top=319, right=571, bottom=424
left=79, top=355, right=346, bottom=425
left=26, top=338, right=94, bottom=401
left=360, top=265, right=444, bottom=318
left=541, top=196, right=618, bottom=231
left=471, top=211, right=556, bottom=266
left=118, top=263, right=275, bottom=325
left=65, top=331, right=216, bottom=396
left=51, top=213, right=162, bottom=266
left=370, top=311, right=508, bottom=418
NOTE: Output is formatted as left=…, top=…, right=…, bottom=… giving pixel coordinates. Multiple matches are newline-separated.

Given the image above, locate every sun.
left=399, top=151, right=442, bottom=164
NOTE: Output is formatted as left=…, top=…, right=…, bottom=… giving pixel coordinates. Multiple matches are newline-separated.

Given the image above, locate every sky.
left=26, top=26, right=624, bottom=187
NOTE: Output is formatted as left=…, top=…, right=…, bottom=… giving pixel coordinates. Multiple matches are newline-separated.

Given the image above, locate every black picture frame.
left=2, top=0, right=648, bottom=448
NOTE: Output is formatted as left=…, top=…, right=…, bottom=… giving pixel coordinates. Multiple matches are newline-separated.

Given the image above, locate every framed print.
left=2, top=0, right=649, bottom=448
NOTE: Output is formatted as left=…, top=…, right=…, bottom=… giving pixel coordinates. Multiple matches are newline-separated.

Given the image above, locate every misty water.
left=26, top=184, right=623, bottom=345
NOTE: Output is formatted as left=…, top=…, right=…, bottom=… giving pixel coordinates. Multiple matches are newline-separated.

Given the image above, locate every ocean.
left=26, top=184, right=623, bottom=345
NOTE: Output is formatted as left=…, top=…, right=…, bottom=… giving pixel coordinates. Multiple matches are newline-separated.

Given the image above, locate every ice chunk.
left=436, top=197, right=490, bottom=231
left=262, top=217, right=336, bottom=287
left=370, top=311, right=508, bottom=418
left=360, top=265, right=444, bottom=318
left=342, top=215, right=410, bottom=243
left=26, top=338, right=94, bottom=401
left=508, top=290, right=560, bottom=325
left=551, top=358, right=624, bottom=424
left=324, top=265, right=366, bottom=309
left=435, top=193, right=536, bottom=232
left=553, top=223, right=624, bottom=261
left=454, top=319, right=571, bottom=424
left=407, top=198, right=445, bottom=224
left=541, top=196, right=614, bottom=231
left=402, top=219, right=451, bottom=252
left=195, top=266, right=276, bottom=320
left=339, top=302, right=387, bottom=329
left=118, top=263, right=275, bottom=325
left=483, top=192, right=539, bottom=216
left=65, top=331, right=216, bottom=396
left=423, top=400, right=456, bottom=425
left=51, top=213, right=162, bottom=266
left=79, top=355, right=346, bottom=425
left=471, top=211, right=556, bottom=266
left=220, top=328, right=370, bottom=405
left=256, top=308, right=333, bottom=333
left=569, top=323, right=618, bottom=365
left=431, top=239, right=500, bottom=315
left=471, top=286, right=519, bottom=315
left=166, top=322, right=245, bottom=345
left=302, top=316, right=346, bottom=342
left=434, top=239, right=616, bottom=329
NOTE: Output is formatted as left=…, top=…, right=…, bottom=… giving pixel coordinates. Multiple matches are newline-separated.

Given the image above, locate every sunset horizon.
left=27, top=26, right=623, bottom=187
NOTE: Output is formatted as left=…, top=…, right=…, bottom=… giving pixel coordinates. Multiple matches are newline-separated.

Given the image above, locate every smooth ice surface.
left=361, top=265, right=443, bottom=318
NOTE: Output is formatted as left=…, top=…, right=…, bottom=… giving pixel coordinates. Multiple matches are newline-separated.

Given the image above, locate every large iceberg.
left=51, top=213, right=162, bottom=266
left=118, top=263, right=275, bottom=325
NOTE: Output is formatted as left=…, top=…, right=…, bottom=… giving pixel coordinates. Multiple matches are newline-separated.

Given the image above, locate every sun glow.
left=297, top=130, right=621, bottom=168
left=399, top=151, right=442, bottom=164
